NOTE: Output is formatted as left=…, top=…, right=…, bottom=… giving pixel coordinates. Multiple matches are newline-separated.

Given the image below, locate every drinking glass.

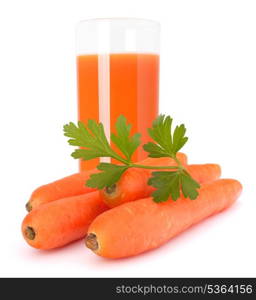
left=76, top=18, right=160, bottom=171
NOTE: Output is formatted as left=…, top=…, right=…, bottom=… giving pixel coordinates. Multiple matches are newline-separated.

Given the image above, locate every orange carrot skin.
left=101, top=168, right=151, bottom=208
left=28, top=154, right=187, bottom=211
left=28, top=169, right=98, bottom=211
left=22, top=191, right=108, bottom=250
left=88, top=179, right=242, bottom=259
left=187, top=164, right=221, bottom=184
left=101, top=163, right=220, bottom=208
left=100, top=153, right=188, bottom=208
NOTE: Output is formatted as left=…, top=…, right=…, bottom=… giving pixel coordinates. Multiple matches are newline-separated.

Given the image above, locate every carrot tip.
left=85, top=233, right=98, bottom=251
left=105, top=184, right=117, bottom=196
left=26, top=202, right=32, bottom=212
left=25, top=226, right=36, bottom=240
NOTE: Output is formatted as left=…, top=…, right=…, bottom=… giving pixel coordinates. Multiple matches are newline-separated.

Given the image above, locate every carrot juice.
left=77, top=53, right=159, bottom=171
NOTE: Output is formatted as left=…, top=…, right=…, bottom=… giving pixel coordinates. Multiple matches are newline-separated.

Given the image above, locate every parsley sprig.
left=64, top=115, right=200, bottom=202
left=143, top=115, right=200, bottom=202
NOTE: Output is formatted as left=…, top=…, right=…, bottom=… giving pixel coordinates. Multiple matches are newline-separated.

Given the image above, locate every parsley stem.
left=111, top=155, right=130, bottom=165
left=130, top=153, right=186, bottom=171
left=130, top=164, right=179, bottom=170
left=173, top=156, right=184, bottom=169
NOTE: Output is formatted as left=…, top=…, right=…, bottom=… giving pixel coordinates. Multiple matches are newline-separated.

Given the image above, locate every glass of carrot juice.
left=76, top=18, right=160, bottom=171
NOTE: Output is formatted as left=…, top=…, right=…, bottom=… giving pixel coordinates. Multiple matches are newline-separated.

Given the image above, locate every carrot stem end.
left=105, top=184, right=117, bottom=195
left=25, top=226, right=36, bottom=240
left=85, top=233, right=99, bottom=251
left=26, top=202, right=32, bottom=212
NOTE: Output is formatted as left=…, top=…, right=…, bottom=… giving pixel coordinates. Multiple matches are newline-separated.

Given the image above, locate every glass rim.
left=77, top=17, right=160, bottom=28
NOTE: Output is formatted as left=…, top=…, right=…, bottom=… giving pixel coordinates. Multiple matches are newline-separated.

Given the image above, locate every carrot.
left=22, top=191, right=108, bottom=250
left=26, top=153, right=187, bottom=211
left=85, top=179, right=242, bottom=258
left=26, top=169, right=98, bottom=212
left=186, top=163, right=221, bottom=183
left=101, top=163, right=221, bottom=208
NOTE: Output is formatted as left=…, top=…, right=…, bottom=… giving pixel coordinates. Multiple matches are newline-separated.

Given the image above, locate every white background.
left=0, top=0, right=255, bottom=277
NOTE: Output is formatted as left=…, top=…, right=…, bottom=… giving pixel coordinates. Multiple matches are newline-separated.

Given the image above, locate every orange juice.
left=77, top=53, right=159, bottom=171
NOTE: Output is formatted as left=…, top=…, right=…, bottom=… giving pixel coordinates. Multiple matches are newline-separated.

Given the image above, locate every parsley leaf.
left=63, top=120, right=125, bottom=162
left=143, top=115, right=188, bottom=158
left=111, top=115, right=141, bottom=162
left=172, top=124, right=188, bottom=153
left=148, top=171, right=181, bottom=202
left=142, top=142, right=170, bottom=158
left=86, top=163, right=129, bottom=189
left=148, top=170, right=200, bottom=202
left=180, top=170, right=200, bottom=200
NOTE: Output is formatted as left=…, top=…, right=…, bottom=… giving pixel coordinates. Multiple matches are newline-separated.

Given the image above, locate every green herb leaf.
left=63, top=120, right=124, bottom=162
left=148, top=170, right=200, bottom=202
left=142, top=142, right=170, bottom=158
left=86, top=163, right=129, bottom=189
left=148, top=171, right=181, bottom=202
left=70, top=149, right=105, bottom=160
left=111, top=115, right=141, bottom=162
left=172, top=124, right=188, bottom=153
left=63, top=121, right=90, bottom=147
left=143, top=115, right=188, bottom=158
left=180, top=171, right=200, bottom=200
